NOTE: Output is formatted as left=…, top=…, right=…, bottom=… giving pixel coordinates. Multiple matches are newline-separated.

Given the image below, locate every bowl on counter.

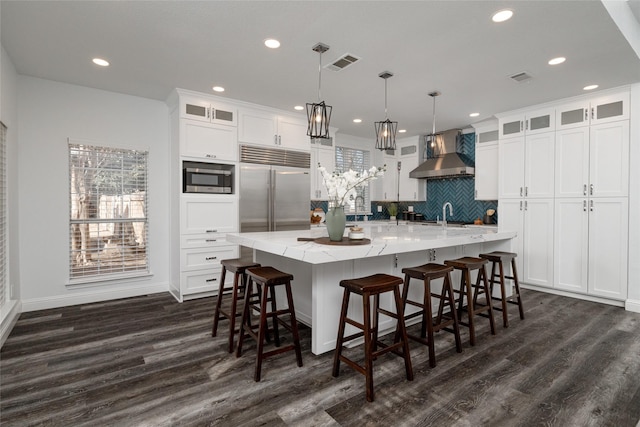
left=348, top=226, right=364, bottom=240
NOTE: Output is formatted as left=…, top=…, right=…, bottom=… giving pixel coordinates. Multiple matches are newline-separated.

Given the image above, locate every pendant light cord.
left=384, top=78, right=389, bottom=119
left=317, top=51, right=322, bottom=102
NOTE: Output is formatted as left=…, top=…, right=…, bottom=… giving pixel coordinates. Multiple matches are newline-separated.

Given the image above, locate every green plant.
left=388, top=203, right=398, bottom=217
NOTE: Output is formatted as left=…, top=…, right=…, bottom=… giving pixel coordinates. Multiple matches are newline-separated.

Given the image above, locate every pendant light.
left=306, top=43, right=332, bottom=139
left=427, top=91, right=443, bottom=157
left=374, top=71, right=398, bottom=151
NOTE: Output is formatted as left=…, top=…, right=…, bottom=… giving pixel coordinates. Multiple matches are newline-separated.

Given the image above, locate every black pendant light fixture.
left=306, top=43, right=332, bottom=138
left=374, top=71, right=398, bottom=151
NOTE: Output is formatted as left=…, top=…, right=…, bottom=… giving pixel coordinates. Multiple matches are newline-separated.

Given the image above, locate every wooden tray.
left=297, top=237, right=371, bottom=246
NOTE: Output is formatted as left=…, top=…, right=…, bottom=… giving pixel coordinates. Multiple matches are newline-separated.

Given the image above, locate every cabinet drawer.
left=180, top=269, right=223, bottom=295
left=181, top=245, right=239, bottom=271
left=181, top=196, right=239, bottom=234
left=181, top=233, right=230, bottom=248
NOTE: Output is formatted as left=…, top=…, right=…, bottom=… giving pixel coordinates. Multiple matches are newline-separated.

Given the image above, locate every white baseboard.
left=625, top=299, right=640, bottom=313
left=21, top=282, right=169, bottom=312
left=1, top=300, right=22, bottom=347
left=520, top=284, right=625, bottom=308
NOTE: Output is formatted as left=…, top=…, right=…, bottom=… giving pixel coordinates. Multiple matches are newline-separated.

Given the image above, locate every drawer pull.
left=206, top=229, right=218, bottom=233
left=205, top=239, right=217, bottom=242
left=205, top=256, right=217, bottom=261
left=206, top=278, right=217, bottom=283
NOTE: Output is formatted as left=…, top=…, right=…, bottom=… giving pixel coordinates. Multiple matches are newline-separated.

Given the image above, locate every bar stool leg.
left=235, top=277, right=253, bottom=358
left=480, top=266, right=496, bottom=335
left=512, top=258, right=525, bottom=320
left=211, top=265, right=228, bottom=338
left=443, top=274, right=463, bottom=353
left=423, top=278, right=436, bottom=368
left=284, top=279, right=303, bottom=367
left=463, top=269, right=477, bottom=346
left=269, top=285, right=281, bottom=347
left=332, top=289, right=350, bottom=377
left=362, top=291, right=375, bottom=402
left=393, top=286, right=414, bottom=380
left=254, top=282, right=270, bottom=382
left=497, top=260, right=509, bottom=328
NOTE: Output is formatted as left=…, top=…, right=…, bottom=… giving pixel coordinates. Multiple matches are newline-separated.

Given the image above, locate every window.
left=69, top=142, right=149, bottom=282
left=335, top=146, right=371, bottom=215
left=0, top=122, right=6, bottom=307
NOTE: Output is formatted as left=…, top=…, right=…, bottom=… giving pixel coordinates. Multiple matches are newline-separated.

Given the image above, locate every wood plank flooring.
left=2, top=289, right=640, bottom=426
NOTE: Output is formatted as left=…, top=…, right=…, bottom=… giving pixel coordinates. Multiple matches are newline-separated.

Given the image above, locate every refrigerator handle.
left=269, top=169, right=275, bottom=231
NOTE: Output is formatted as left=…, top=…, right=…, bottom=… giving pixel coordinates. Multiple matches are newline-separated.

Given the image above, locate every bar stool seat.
left=444, top=257, right=496, bottom=346
left=401, top=263, right=462, bottom=368
left=236, top=266, right=303, bottom=381
left=332, top=273, right=413, bottom=402
left=212, top=259, right=261, bottom=352
left=479, top=251, right=525, bottom=328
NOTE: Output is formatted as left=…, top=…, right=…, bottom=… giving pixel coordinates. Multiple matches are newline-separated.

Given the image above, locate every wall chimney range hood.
left=409, top=91, right=474, bottom=179
left=408, top=129, right=475, bottom=179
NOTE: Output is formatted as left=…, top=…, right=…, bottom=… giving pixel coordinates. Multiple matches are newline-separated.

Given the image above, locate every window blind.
left=335, top=146, right=371, bottom=215
left=0, top=123, right=6, bottom=307
left=69, top=143, right=149, bottom=282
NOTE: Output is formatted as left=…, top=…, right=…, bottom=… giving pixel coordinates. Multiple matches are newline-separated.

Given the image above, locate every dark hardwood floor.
left=2, top=289, right=640, bottom=426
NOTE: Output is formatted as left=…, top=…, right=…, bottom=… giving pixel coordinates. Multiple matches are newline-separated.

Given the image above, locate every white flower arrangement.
left=317, top=163, right=386, bottom=208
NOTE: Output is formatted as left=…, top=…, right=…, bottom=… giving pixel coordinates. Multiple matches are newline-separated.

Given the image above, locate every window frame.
left=334, top=146, right=372, bottom=215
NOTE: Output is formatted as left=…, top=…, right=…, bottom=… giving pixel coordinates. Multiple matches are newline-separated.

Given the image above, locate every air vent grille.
left=509, top=71, right=533, bottom=83
left=326, top=53, right=360, bottom=71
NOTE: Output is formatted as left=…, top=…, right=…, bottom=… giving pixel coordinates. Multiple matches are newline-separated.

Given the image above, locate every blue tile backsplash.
left=312, top=132, right=498, bottom=223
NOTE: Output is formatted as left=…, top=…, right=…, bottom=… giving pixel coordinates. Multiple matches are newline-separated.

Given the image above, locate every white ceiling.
left=2, top=1, right=639, bottom=140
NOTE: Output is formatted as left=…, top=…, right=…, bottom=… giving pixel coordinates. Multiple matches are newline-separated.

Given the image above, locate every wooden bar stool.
left=211, top=259, right=261, bottom=352
left=444, top=257, right=496, bottom=346
left=332, top=273, right=413, bottom=402
left=236, top=266, right=303, bottom=382
left=479, top=251, right=525, bottom=328
left=400, top=263, right=463, bottom=368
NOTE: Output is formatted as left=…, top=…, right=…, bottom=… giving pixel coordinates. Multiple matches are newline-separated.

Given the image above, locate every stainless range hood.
left=409, top=129, right=475, bottom=179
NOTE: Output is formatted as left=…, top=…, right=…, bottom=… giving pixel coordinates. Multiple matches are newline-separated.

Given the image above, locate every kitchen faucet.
left=442, top=202, right=453, bottom=228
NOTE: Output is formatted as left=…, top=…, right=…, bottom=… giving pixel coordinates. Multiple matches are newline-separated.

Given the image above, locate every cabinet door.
left=522, top=199, right=554, bottom=287
left=553, top=199, right=588, bottom=293
left=498, top=199, right=524, bottom=275
left=499, top=113, right=524, bottom=138
left=181, top=196, right=239, bottom=234
left=398, top=144, right=424, bottom=201
left=182, top=121, right=238, bottom=161
left=238, top=109, right=278, bottom=146
left=498, top=136, right=525, bottom=198
left=556, top=100, right=590, bottom=130
left=590, top=92, right=629, bottom=125
left=375, top=152, right=397, bottom=201
left=525, top=107, right=555, bottom=135
left=475, top=143, right=498, bottom=200
left=278, top=116, right=310, bottom=151
left=588, top=198, right=628, bottom=300
left=312, top=147, right=335, bottom=199
left=181, top=245, right=239, bottom=271
left=555, top=127, right=589, bottom=198
left=181, top=97, right=211, bottom=123
left=524, top=132, right=555, bottom=198
left=589, top=121, right=629, bottom=198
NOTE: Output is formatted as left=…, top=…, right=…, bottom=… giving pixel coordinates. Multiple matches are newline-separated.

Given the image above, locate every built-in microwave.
left=183, top=161, right=233, bottom=194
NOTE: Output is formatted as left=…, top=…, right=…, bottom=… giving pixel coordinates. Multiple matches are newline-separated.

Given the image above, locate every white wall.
left=17, top=76, right=170, bottom=311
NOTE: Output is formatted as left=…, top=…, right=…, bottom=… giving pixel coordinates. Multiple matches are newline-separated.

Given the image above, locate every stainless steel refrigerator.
left=239, top=145, right=311, bottom=244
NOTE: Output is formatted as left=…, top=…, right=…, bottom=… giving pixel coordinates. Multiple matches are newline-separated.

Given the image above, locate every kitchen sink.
left=420, top=221, right=466, bottom=228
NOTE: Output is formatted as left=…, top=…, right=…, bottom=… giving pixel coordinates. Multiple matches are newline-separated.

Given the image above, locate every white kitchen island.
left=227, top=223, right=516, bottom=355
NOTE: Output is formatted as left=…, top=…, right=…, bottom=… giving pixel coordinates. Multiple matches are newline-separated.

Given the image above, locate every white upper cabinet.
left=474, top=123, right=499, bottom=200
left=499, top=107, right=555, bottom=138
left=523, top=131, right=555, bottom=198
left=555, top=127, right=590, bottom=198
left=498, top=136, right=525, bottom=198
left=238, top=108, right=310, bottom=151
left=398, top=139, right=426, bottom=201
left=374, top=149, right=398, bottom=201
left=589, top=120, right=629, bottom=198
left=181, top=96, right=237, bottom=126
left=181, top=121, right=238, bottom=161
left=310, top=137, right=335, bottom=200
left=555, top=91, right=629, bottom=130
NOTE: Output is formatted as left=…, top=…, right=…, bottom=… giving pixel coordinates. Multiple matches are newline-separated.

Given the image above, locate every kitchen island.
left=227, top=223, right=516, bottom=355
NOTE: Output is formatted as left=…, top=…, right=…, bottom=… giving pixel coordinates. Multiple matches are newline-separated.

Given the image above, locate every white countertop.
left=227, top=223, right=516, bottom=265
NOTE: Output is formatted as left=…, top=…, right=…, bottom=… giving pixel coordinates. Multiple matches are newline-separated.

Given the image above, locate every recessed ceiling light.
left=212, top=86, right=225, bottom=92
left=264, top=39, right=280, bottom=49
left=548, top=57, right=566, bottom=65
left=294, top=105, right=304, bottom=111
left=583, top=84, right=599, bottom=91
left=492, top=9, right=513, bottom=23
left=353, top=119, right=362, bottom=123
left=92, top=58, right=109, bottom=67
left=469, top=112, right=480, bottom=117
left=398, top=129, right=407, bottom=133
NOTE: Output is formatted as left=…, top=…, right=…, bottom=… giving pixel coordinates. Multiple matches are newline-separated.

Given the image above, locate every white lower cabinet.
left=555, top=198, right=628, bottom=300
left=499, top=198, right=554, bottom=288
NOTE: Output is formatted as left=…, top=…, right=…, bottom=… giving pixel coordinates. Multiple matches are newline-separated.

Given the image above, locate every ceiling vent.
left=509, top=71, right=533, bottom=83
left=325, top=53, right=360, bottom=71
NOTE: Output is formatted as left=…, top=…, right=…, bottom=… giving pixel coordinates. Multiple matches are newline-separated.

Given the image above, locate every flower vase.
left=326, top=206, right=346, bottom=241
